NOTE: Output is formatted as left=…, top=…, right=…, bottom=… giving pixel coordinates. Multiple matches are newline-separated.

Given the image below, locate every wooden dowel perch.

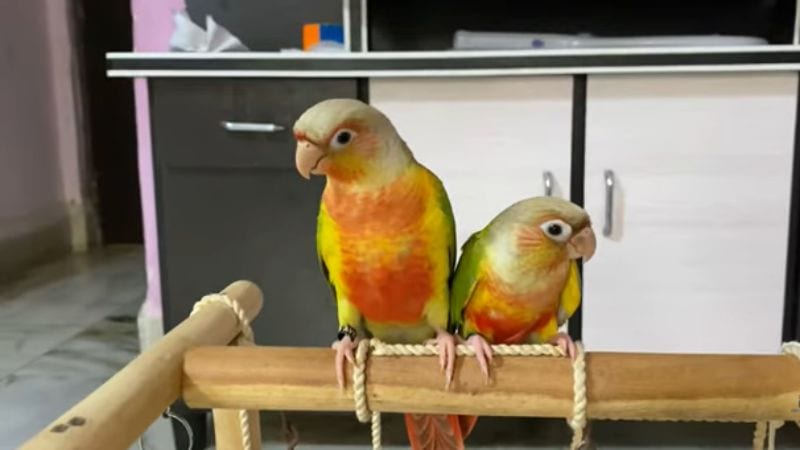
left=183, top=346, right=800, bottom=422
left=21, top=280, right=263, bottom=450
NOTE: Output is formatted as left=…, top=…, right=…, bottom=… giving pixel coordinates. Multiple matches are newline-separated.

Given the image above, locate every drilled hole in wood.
left=68, top=417, right=86, bottom=426
left=50, top=424, right=69, bottom=433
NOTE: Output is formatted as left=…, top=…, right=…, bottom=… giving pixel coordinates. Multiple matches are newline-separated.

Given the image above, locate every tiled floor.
left=0, top=247, right=173, bottom=450
left=1, top=247, right=798, bottom=449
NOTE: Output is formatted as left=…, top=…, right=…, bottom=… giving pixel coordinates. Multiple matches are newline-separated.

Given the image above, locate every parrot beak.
left=566, top=226, right=596, bottom=262
left=295, top=139, right=327, bottom=179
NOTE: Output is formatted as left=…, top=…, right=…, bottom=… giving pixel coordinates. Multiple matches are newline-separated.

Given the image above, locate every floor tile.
left=0, top=323, right=84, bottom=377
left=0, top=247, right=145, bottom=327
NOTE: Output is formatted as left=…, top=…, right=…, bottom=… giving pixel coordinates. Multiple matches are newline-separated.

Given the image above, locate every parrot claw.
left=466, top=334, right=493, bottom=384
left=550, top=332, right=577, bottom=361
left=331, top=336, right=357, bottom=391
left=427, top=330, right=456, bottom=389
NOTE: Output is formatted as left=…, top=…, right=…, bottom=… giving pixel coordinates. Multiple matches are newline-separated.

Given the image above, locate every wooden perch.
left=183, top=346, right=800, bottom=422
left=21, top=280, right=263, bottom=450
left=18, top=275, right=800, bottom=450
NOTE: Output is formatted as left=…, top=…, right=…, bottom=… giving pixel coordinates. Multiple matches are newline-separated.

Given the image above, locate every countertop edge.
left=106, top=47, right=800, bottom=78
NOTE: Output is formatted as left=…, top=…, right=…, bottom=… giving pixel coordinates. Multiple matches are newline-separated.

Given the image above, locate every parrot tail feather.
left=404, top=414, right=477, bottom=450
left=458, top=415, right=479, bottom=438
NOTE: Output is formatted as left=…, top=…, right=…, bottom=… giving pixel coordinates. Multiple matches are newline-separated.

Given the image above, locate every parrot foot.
left=466, top=334, right=493, bottom=384
left=426, top=330, right=456, bottom=389
left=331, top=335, right=357, bottom=391
left=549, top=332, right=577, bottom=361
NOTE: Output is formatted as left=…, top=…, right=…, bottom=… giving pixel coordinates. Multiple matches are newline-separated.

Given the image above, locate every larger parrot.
left=451, top=196, right=597, bottom=378
left=293, top=99, right=471, bottom=450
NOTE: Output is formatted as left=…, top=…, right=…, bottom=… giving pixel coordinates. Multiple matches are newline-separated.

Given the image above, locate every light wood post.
left=21, top=280, right=263, bottom=450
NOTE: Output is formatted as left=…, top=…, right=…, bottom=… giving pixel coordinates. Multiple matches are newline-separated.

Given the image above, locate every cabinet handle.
left=543, top=171, right=554, bottom=196
left=221, top=121, right=285, bottom=133
left=603, top=169, right=615, bottom=237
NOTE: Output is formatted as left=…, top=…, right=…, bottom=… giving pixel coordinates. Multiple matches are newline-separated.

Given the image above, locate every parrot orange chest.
left=465, top=267, right=563, bottom=344
left=323, top=172, right=435, bottom=323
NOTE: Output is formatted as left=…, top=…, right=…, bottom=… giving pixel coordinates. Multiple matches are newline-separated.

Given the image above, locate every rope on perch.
left=752, top=341, right=800, bottom=450
left=351, top=339, right=588, bottom=450
left=180, top=293, right=800, bottom=450
left=191, top=294, right=256, bottom=450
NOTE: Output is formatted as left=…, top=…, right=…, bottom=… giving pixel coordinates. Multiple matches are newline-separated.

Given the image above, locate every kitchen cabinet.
left=582, top=73, right=798, bottom=354
left=370, top=77, right=574, bottom=245
left=148, top=77, right=359, bottom=449
left=114, top=54, right=800, bottom=450
left=150, top=78, right=358, bottom=344
left=147, top=74, right=798, bottom=353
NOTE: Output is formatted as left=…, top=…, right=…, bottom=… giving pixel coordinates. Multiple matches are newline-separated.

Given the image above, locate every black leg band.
left=337, top=325, right=357, bottom=341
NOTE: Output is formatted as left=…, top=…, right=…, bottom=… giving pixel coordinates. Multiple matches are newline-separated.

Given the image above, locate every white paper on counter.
left=169, top=10, right=248, bottom=52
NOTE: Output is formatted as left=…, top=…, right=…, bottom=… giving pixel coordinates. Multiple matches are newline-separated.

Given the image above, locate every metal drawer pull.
left=543, top=171, right=554, bottom=196
left=221, top=121, right=285, bottom=133
left=603, top=169, right=615, bottom=237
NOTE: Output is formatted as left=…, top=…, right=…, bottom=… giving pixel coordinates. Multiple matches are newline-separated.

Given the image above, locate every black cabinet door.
left=150, top=78, right=356, bottom=346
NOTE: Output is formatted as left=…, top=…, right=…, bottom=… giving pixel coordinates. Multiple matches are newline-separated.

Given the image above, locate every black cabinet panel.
left=150, top=78, right=357, bottom=346
left=158, top=168, right=335, bottom=345
left=370, top=0, right=796, bottom=50
left=151, top=79, right=355, bottom=169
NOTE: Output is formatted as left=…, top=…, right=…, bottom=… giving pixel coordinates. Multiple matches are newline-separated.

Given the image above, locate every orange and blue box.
left=303, top=23, right=344, bottom=50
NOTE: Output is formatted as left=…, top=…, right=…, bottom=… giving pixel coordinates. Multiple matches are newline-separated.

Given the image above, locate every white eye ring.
left=540, top=219, right=572, bottom=243
left=329, top=129, right=356, bottom=151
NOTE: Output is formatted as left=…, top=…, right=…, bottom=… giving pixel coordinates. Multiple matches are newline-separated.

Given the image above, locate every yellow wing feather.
left=557, top=260, right=582, bottom=326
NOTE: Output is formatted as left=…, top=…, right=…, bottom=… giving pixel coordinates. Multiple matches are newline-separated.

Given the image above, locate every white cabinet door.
left=370, top=77, right=573, bottom=247
left=583, top=73, right=797, bottom=354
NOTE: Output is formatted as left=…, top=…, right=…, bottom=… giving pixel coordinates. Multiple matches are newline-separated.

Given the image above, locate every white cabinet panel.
left=583, top=73, right=797, bottom=354
left=370, top=77, right=573, bottom=247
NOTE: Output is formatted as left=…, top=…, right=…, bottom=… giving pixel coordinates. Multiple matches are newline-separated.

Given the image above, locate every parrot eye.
left=330, top=129, right=356, bottom=151
left=540, top=219, right=572, bottom=243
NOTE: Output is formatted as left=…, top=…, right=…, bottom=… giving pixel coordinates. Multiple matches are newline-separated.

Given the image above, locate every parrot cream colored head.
left=293, top=99, right=413, bottom=185
left=488, top=196, right=596, bottom=267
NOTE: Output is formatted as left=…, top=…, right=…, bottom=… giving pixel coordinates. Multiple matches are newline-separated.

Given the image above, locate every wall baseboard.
left=0, top=214, right=72, bottom=284
left=66, top=199, right=101, bottom=253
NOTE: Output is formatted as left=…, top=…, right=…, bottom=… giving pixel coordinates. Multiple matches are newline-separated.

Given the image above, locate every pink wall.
left=0, top=1, right=67, bottom=242
left=131, top=0, right=186, bottom=316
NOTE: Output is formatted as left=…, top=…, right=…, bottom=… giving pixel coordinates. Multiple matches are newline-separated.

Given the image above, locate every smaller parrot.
left=450, top=196, right=597, bottom=380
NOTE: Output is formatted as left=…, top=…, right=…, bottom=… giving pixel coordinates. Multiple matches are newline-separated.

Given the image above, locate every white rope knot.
left=752, top=341, right=800, bottom=450
left=192, top=293, right=254, bottom=345
left=191, top=293, right=254, bottom=450
left=351, top=338, right=587, bottom=450
left=568, top=341, right=588, bottom=450
left=353, top=339, right=372, bottom=423
left=353, top=339, right=382, bottom=449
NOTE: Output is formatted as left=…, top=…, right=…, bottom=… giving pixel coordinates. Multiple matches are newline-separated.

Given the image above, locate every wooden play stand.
left=19, top=280, right=800, bottom=450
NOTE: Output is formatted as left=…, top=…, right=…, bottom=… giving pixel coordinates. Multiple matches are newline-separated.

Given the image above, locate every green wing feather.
left=448, top=229, right=487, bottom=333
left=433, top=178, right=457, bottom=275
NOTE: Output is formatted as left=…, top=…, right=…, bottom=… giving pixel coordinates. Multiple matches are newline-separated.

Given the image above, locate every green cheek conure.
left=294, top=98, right=474, bottom=450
